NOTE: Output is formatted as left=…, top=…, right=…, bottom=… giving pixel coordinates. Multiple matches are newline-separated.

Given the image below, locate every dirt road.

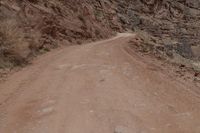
left=0, top=33, right=200, bottom=133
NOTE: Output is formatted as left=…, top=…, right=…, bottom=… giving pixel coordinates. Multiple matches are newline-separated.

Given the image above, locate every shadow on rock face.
left=176, top=39, right=194, bottom=59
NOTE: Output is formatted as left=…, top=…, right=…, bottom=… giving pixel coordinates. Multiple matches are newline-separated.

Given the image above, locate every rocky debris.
left=114, top=126, right=132, bottom=133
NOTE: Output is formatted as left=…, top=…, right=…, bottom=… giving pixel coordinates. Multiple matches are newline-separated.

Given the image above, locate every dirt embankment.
left=0, top=0, right=123, bottom=71
left=116, top=0, right=200, bottom=83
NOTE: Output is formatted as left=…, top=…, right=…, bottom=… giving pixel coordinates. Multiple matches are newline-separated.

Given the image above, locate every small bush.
left=0, top=19, right=29, bottom=68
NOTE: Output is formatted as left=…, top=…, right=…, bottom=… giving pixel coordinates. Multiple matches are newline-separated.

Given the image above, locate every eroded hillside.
left=0, top=0, right=121, bottom=69
left=0, top=0, right=200, bottom=72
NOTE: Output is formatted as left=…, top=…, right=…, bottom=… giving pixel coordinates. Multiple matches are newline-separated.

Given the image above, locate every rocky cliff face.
left=117, top=0, right=200, bottom=60
left=0, top=0, right=124, bottom=68
left=0, top=0, right=200, bottom=70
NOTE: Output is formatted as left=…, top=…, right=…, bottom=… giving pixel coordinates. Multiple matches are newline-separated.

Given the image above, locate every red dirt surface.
left=0, top=34, right=199, bottom=133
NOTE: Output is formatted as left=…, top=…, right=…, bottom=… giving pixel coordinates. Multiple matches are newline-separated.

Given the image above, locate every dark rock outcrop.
left=117, top=0, right=200, bottom=60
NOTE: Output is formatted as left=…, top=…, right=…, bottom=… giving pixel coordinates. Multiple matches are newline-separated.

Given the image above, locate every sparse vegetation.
left=0, top=19, right=29, bottom=68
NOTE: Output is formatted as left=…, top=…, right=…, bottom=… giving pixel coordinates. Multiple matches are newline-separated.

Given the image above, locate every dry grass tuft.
left=0, top=19, right=29, bottom=68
